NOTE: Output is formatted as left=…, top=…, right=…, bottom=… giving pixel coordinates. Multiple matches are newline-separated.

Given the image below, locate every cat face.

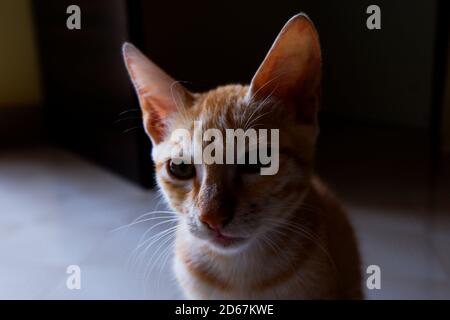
left=123, top=14, right=321, bottom=253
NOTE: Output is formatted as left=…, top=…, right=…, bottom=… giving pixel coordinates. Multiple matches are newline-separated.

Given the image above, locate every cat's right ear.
left=122, top=43, right=193, bottom=144
left=247, top=14, right=321, bottom=125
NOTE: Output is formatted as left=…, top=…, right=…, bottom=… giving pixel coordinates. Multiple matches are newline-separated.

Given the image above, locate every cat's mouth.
left=209, top=231, right=247, bottom=248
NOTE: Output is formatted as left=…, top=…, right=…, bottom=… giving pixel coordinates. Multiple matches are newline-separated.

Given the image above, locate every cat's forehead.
left=188, top=84, right=250, bottom=130
left=154, top=85, right=253, bottom=165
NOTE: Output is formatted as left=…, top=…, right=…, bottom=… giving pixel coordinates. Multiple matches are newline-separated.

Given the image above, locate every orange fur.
left=123, top=13, right=362, bottom=299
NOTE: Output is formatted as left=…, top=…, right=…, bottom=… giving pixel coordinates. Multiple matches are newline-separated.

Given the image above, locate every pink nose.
left=199, top=211, right=230, bottom=231
left=199, top=214, right=226, bottom=231
left=198, top=194, right=235, bottom=231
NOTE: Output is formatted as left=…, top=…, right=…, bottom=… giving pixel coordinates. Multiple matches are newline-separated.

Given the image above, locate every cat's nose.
left=199, top=211, right=232, bottom=231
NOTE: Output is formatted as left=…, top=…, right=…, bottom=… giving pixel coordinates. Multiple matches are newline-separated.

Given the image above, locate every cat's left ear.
left=122, top=43, right=193, bottom=144
left=248, top=14, right=321, bottom=125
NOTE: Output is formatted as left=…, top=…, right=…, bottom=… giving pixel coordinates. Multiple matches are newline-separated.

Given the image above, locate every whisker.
left=131, top=224, right=178, bottom=270
left=122, top=126, right=143, bottom=134
left=112, top=116, right=142, bottom=125
left=118, top=108, right=140, bottom=116
left=145, top=231, right=177, bottom=279
left=136, top=218, right=178, bottom=247
left=111, top=210, right=176, bottom=232
left=142, top=228, right=178, bottom=283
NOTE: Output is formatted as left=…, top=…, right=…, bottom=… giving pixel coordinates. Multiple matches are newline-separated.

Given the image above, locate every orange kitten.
left=123, top=13, right=362, bottom=299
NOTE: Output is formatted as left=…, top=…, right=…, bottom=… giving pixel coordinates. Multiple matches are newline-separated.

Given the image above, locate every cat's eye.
left=167, top=160, right=196, bottom=180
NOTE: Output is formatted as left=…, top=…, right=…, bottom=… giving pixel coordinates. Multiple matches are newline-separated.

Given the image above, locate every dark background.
left=4, top=0, right=447, bottom=191
left=0, top=0, right=449, bottom=299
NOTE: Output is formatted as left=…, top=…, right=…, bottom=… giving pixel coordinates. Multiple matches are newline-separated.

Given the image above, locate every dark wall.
left=138, top=0, right=438, bottom=128
left=33, top=0, right=153, bottom=187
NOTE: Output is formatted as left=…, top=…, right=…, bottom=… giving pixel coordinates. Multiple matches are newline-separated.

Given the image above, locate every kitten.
left=123, top=13, right=362, bottom=299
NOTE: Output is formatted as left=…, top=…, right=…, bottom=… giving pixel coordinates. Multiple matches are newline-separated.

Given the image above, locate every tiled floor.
left=0, top=147, right=449, bottom=299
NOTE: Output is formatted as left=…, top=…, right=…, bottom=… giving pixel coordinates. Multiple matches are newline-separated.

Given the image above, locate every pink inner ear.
left=123, top=42, right=192, bottom=143
left=141, top=92, right=189, bottom=143
left=144, top=102, right=166, bottom=144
